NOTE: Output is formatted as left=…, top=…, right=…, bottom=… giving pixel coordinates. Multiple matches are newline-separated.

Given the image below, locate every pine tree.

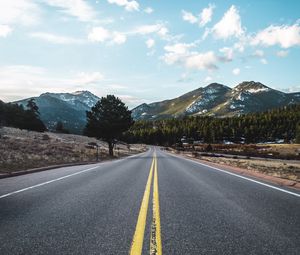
left=85, top=95, right=133, bottom=156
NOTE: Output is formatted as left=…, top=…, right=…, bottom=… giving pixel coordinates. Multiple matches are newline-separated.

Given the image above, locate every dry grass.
left=0, top=127, right=146, bottom=173
left=168, top=144, right=300, bottom=182
left=183, top=143, right=300, bottom=159
left=263, top=144, right=300, bottom=156
left=200, top=156, right=300, bottom=182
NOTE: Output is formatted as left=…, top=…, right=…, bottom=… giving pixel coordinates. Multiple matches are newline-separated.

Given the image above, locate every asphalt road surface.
left=0, top=148, right=299, bottom=255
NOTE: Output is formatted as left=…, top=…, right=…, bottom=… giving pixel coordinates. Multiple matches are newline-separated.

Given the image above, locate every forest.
left=124, top=104, right=300, bottom=145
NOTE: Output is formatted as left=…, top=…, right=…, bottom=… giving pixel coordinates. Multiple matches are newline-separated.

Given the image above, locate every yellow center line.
left=150, top=153, right=162, bottom=255
left=130, top=155, right=155, bottom=255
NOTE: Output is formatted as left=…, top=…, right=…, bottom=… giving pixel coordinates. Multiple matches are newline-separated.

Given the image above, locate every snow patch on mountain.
left=186, top=95, right=217, bottom=113
left=237, top=93, right=245, bottom=101
left=246, top=87, right=270, bottom=93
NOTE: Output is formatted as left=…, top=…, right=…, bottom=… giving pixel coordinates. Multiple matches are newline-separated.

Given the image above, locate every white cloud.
left=116, top=94, right=145, bottom=107
left=202, top=28, right=210, bottom=40
left=276, top=50, right=289, bottom=57
left=163, top=43, right=195, bottom=64
left=135, top=24, right=165, bottom=35
left=133, top=23, right=183, bottom=42
left=0, top=65, right=47, bottom=101
left=182, top=10, right=198, bottom=24
left=182, top=4, right=214, bottom=27
left=88, top=26, right=126, bottom=44
left=232, top=68, right=240, bottom=75
left=219, top=47, right=234, bottom=62
left=88, top=27, right=110, bottom=42
left=205, top=76, right=213, bottom=82
left=0, top=0, right=41, bottom=26
left=146, top=38, right=155, bottom=48
left=253, top=49, right=264, bottom=57
left=133, top=23, right=174, bottom=41
left=234, top=41, right=245, bottom=52
left=163, top=43, right=217, bottom=71
left=0, top=25, right=12, bottom=38
left=260, top=58, right=268, bottom=64
left=30, top=32, right=84, bottom=44
left=157, top=27, right=169, bottom=37
left=185, top=51, right=218, bottom=71
left=76, top=72, right=104, bottom=85
left=112, top=32, right=127, bottom=44
left=144, top=7, right=153, bottom=14
left=212, top=5, right=244, bottom=39
left=199, top=4, right=215, bottom=27
left=251, top=23, right=300, bottom=48
left=0, top=65, right=106, bottom=101
left=44, top=0, right=96, bottom=22
left=164, top=43, right=193, bottom=55
left=107, top=0, right=139, bottom=12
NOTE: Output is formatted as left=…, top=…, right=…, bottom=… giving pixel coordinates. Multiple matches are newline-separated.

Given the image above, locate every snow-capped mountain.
left=15, top=91, right=100, bottom=134
left=13, top=82, right=300, bottom=133
left=43, top=91, right=100, bottom=108
left=132, top=81, right=300, bottom=120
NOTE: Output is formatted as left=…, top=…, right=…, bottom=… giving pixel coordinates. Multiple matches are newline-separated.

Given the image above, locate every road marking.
left=0, top=165, right=101, bottom=199
left=130, top=156, right=155, bottom=255
left=168, top=152, right=300, bottom=198
left=0, top=151, right=150, bottom=200
left=150, top=154, right=162, bottom=255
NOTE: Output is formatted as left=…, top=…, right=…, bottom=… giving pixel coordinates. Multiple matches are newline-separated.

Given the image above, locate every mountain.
left=12, top=81, right=300, bottom=134
left=132, top=81, right=300, bottom=120
left=15, top=91, right=100, bottom=134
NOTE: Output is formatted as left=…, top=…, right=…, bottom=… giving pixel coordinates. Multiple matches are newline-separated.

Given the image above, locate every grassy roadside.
left=178, top=143, right=300, bottom=160
left=167, top=146, right=300, bottom=183
left=0, top=127, right=147, bottom=174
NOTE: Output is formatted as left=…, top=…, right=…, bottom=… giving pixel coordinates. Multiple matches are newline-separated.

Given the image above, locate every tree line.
left=2, top=96, right=299, bottom=153
left=0, top=99, right=46, bottom=132
left=123, top=104, right=300, bottom=145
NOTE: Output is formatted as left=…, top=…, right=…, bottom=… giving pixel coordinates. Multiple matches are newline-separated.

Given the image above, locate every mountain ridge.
left=132, top=81, right=300, bottom=120
left=10, top=81, right=300, bottom=134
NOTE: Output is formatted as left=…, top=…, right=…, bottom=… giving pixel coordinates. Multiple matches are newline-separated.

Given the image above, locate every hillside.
left=0, top=127, right=146, bottom=174
left=132, top=81, right=300, bottom=120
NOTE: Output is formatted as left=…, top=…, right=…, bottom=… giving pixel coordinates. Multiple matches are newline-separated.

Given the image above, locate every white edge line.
left=166, top=151, right=300, bottom=198
left=0, top=166, right=100, bottom=199
left=0, top=150, right=150, bottom=199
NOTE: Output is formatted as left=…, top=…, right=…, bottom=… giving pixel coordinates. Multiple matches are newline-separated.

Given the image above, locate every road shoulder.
left=166, top=150, right=300, bottom=191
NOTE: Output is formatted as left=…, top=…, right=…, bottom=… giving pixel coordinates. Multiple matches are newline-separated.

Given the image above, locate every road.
left=0, top=148, right=299, bottom=254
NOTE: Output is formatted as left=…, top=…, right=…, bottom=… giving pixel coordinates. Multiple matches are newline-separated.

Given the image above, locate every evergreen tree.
left=0, top=100, right=46, bottom=132
left=124, top=104, right=300, bottom=145
left=55, top=121, right=69, bottom=134
left=27, top=98, right=39, bottom=116
left=25, top=99, right=46, bottom=132
left=84, top=95, right=133, bottom=156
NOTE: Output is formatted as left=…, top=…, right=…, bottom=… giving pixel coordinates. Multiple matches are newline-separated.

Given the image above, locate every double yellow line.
left=130, top=153, right=162, bottom=255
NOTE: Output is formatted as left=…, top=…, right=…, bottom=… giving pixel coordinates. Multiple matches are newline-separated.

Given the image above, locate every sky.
left=0, top=0, right=300, bottom=108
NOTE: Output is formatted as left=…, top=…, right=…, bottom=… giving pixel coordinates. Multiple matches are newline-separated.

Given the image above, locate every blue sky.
left=0, top=0, right=300, bottom=107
